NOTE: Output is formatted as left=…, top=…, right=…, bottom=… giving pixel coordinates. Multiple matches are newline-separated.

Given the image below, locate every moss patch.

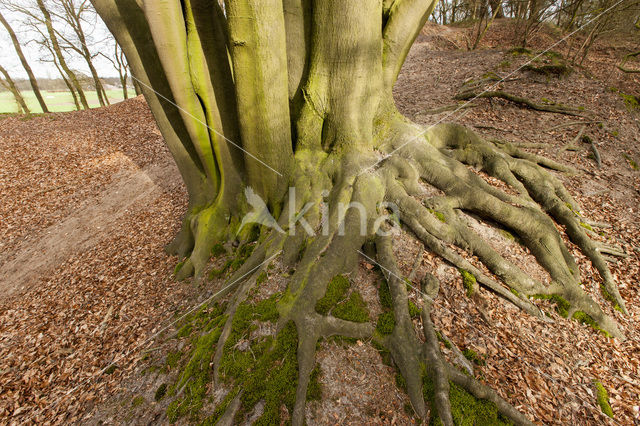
left=623, top=153, right=638, bottom=170
left=408, top=300, right=422, bottom=318
left=315, top=275, right=350, bottom=315
left=531, top=294, right=570, bottom=318
left=333, top=291, right=370, bottom=323
left=428, top=208, right=446, bottom=223
left=462, top=348, right=486, bottom=366
left=458, top=269, right=476, bottom=297
left=132, top=395, right=145, bottom=408
left=376, top=311, right=396, bottom=335
left=593, top=380, right=613, bottom=418
left=306, top=364, right=323, bottom=401
left=422, top=370, right=510, bottom=425
left=155, top=383, right=167, bottom=401
left=216, top=319, right=298, bottom=425
left=572, top=311, right=611, bottom=337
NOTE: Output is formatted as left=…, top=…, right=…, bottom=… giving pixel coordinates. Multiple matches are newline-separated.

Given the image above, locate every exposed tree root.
left=618, top=50, right=640, bottom=73
left=455, top=89, right=587, bottom=117
left=163, top=121, right=626, bottom=424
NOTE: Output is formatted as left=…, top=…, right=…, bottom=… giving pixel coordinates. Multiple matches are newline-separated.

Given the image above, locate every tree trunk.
left=93, top=1, right=627, bottom=424
left=0, top=11, right=49, bottom=113
left=36, top=0, right=90, bottom=110
left=0, top=64, right=30, bottom=114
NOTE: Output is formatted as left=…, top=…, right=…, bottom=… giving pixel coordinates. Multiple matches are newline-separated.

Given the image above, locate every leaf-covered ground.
left=1, top=20, right=639, bottom=424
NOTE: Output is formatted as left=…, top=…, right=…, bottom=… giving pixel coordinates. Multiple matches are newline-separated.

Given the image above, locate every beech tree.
left=93, top=1, right=627, bottom=424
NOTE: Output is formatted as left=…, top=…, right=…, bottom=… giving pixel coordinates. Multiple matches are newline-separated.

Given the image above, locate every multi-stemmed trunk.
left=93, top=1, right=627, bottom=424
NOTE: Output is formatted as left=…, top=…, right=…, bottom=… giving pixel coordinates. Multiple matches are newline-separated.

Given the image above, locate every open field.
left=0, top=89, right=128, bottom=113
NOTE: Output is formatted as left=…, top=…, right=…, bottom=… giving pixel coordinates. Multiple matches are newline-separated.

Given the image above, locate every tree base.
left=161, top=122, right=625, bottom=425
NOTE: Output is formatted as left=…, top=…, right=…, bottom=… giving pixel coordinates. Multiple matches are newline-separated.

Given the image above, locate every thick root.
left=163, top=121, right=625, bottom=424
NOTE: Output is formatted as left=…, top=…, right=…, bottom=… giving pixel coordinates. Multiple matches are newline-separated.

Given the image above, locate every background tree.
left=54, top=0, right=110, bottom=106
left=93, top=0, right=628, bottom=424
left=0, top=63, right=30, bottom=113
left=0, top=10, right=49, bottom=113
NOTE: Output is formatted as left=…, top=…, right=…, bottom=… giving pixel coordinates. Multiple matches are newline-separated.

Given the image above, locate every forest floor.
left=0, top=19, right=639, bottom=425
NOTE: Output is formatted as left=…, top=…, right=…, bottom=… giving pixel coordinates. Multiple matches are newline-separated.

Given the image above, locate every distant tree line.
left=430, top=0, right=640, bottom=59
left=0, top=0, right=139, bottom=114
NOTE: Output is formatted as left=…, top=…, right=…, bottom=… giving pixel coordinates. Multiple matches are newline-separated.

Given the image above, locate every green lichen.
left=315, top=275, right=350, bottom=315
left=155, top=383, right=167, bottom=401
left=572, top=311, right=611, bottom=337
left=458, top=269, right=476, bottom=297
left=499, top=229, right=516, bottom=241
left=376, top=312, right=396, bottom=335
left=593, top=380, right=614, bottom=418
left=332, top=291, right=370, bottom=323
left=531, top=294, right=571, bottom=318
left=462, top=348, right=486, bottom=366
left=422, top=369, right=510, bottom=426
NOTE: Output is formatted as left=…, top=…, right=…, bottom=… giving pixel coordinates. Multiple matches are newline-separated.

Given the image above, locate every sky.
left=1, top=5, right=120, bottom=80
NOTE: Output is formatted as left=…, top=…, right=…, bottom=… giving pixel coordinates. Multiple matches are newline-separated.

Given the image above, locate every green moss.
left=498, top=60, right=511, bottom=69
left=458, top=269, right=476, bottom=297
left=315, top=275, right=350, bottom=315
left=210, top=243, right=226, bottom=257
left=165, top=351, right=182, bottom=369
left=510, top=288, right=519, bottom=297
left=306, top=364, right=323, bottom=401
left=155, top=383, right=168, bottom=401
left=435, top=331, right=452, bottom=349
left=531, top=294, right=570, bottom=318
left=428, top=208, right=446, bottom=223
left=165, top=302, right=227, bottom=423
left=462, top=348, right=486, bottom=366
left=378, top=280, right=393, bottom=309
left=256, top=271, right=268, bottom=285
left=611, top=130, right=619, bottom=137
left=623, top=153, right=638, bottom=170
left=395, top=372, right=407, bottom=391
left=104, top=365, right=117, bottom=375
left=619, top=92, right=640, bottom=111
left=333, top=291, right=370, bottom=323
left=499, top=229, right=516, bottom=241
left=579, top=222, right=593, bottom=232
left=408, top=300, right=422, bottom=318
left=132, top=395, right=145, bottom=408
left=422, top=370, right=510, bottom=426
left=508, top=46, right=532, bottom=56
left=376, top=312, right=396, bottom=335
left=219, top=319, right=299, bottom=425
left=173, top=260, right=185, bottom=276
left=593, top=380, right=613, bottom=418
left=572, top=311, right=611, bottom=337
